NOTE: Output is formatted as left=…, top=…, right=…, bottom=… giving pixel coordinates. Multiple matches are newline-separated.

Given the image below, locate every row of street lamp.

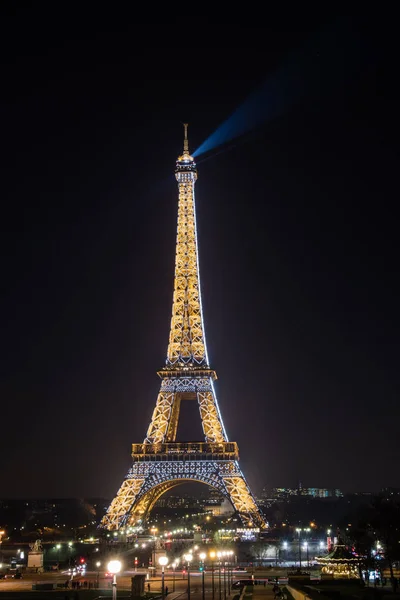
left=159, top=549, right=235, bottom=600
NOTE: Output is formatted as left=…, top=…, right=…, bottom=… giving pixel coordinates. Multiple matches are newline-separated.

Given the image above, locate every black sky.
left=1, top=10, right=399, bottom=499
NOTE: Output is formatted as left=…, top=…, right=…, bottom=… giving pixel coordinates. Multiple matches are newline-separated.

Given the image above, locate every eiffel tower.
left=101, top=126, right=267, bottom=531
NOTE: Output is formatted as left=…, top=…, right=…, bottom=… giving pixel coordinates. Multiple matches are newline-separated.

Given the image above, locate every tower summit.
left=101, top=126, right=266, bottom=530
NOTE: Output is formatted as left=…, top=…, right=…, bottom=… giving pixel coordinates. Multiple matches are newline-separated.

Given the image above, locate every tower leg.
left=101, top=478, right=145, bottom=530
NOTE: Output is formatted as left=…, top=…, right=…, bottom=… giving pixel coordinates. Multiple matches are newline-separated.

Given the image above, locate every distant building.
left=303, top=488, right=343, bottom=498
left=260, top=486, right=343, bottom=501
left=204, top=498, right=234, bottom=516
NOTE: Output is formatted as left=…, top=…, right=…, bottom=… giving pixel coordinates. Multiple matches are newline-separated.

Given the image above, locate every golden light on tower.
left=100, top=126, right=266, bottom=531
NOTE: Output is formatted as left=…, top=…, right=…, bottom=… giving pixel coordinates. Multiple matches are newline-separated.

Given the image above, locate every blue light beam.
left=193, top=18, right=369, bottom=158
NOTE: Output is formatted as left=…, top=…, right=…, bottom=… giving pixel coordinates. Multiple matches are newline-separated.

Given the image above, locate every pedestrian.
left=148, top=582, right=151, bottom=592
left=165, top=586, right=169, bottom=595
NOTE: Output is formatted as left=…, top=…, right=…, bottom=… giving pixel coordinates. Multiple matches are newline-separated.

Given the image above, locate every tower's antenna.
left=183, top=122, right=189, bottom=154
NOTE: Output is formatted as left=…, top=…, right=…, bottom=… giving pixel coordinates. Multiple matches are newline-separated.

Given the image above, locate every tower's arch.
left=124, top=476, right=230, bottom=526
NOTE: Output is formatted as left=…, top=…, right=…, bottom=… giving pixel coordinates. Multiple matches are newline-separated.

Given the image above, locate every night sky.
left=1, top=10, right=399, bottom=499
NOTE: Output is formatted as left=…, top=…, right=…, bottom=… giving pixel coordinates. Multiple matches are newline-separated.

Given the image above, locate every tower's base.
left=101, top=443, right=267, bottom=530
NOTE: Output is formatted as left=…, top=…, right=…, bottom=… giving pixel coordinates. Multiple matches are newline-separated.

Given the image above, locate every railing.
left=131, top=441, right=239, bottom=461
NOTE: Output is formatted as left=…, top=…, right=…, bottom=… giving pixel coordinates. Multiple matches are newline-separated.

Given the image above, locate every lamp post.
left=96, top=561, right=101, bottom=588
left=296, top=528, right=310, bottom=570
left=200, top=553, right=206, bottom=600
left=107, top=560, right=122, bottom=600
left=217, top=552, right=222, bottom=600
left=172, top=560, right=178, bottom=592
left=184, top=553, right=192, bottom=600
left=56, top=543, right=61, bottom=568
left=228, top=550, right=234, bottom=595
left=222, top=552, right=227, bottom=600
left=159, top=556, right=169, bottom=600
left=296, top=529, right=302, bottom=569
left=303, top=542, right=309, bottom=568
left=210, top=551, right=216, bottom=600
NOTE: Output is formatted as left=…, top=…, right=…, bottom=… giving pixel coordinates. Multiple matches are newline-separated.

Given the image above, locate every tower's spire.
left=183, top=122, right=189, bottom=155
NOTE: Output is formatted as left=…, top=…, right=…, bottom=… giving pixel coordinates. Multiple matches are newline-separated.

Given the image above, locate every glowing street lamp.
left=96, top=561, right=101, bottom=588
left=159, top=556, right=169, bottom=600
left=184, top=553, right=193, bottom=600
left=172, top=560, right=179, bottom=592
left=210, top=551, right=216, bottom=600
left=217, top=552, right=222, bottom=600
left=199, top=553, right=206, bottom=600
left=107, top=560, right=122, bottom=600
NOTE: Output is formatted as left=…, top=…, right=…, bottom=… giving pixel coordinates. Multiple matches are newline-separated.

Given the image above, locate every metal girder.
left=167, top=179, right=206, bottom=366
left=100, top=460, right=266, bottom=530
left=101, top=129, right=266, bottom=532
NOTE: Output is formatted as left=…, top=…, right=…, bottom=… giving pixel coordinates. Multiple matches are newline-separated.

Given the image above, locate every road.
left=0, top=569, right=278, bottom=595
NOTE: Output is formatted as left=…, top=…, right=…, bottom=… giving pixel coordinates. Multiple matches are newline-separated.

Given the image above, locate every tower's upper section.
left=175, top=123, right=197, bottom=183
left=165, top=125, right=209, bottom=370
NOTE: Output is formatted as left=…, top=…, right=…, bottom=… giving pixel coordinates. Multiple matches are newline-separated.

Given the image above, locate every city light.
left=107, top=560, right=122, bottom=574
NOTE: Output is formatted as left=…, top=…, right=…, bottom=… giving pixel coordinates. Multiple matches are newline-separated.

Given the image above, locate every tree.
left=339, top=495, right=400, bottom=591
left=249, top=541, right=273, bottom=566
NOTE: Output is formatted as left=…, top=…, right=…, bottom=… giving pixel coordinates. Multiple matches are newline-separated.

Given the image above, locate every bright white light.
left=199, top=553, right=206, bottom=560
left=283, top=542, right=288, bottom=549
left=96, top=561, right=101, bottom=568
left=184, top=553, right=193, bottom=562
left=107, top=560, right=122, bottom=574
left=159, top=556, right=169, bottom=567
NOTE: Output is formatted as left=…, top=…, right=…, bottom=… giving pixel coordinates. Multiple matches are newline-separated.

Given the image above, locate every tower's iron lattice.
left=101, top=126, right=267, bottom=530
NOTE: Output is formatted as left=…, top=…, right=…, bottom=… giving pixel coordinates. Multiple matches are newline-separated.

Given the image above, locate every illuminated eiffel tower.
left=101, top=126, right=267, bottom=531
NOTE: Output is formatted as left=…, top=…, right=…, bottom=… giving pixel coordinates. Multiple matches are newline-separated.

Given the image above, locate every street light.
left=210, top=550, right=216, bottom=600
left=159, top=556, right=169, bottom=600
left=184, top=553, right=192, bottom=600
left=303, top=542, right=309, bottom=567
left=107, top=560, right=122, bottom=600
left=296, top=529, right=302, bottom=569
left=222, top=551, right=227, bottom=600
left=200, top=553, right=206, bottom=600
left=217, top=552, right=222, bottom=600
left=96, top=561, right=101, bottom=588
left=172, top=560, right=178, bottom=592
left=296, top=528, right=311, bottom=569
left=227, top=550, right=234, bottom=595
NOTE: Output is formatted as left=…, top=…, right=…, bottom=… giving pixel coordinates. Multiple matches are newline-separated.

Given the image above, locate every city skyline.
left=1, top=12, right=399, bottom=498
